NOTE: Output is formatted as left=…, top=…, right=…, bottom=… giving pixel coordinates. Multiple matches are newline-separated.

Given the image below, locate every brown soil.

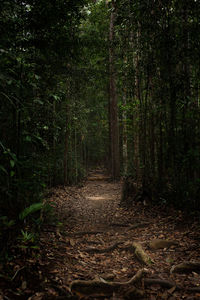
left=1, top=169, right=200, bottom=299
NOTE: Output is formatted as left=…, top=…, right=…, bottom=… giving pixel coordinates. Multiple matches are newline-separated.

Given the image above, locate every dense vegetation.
left=0, top=0, right=200, bottom=259
left=117, top=0, right=200, bottom=208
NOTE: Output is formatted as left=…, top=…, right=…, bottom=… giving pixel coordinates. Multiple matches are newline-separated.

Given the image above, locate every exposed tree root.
left=70, top=269, right=148, bottom=298
left=144, top=279, right=200, bottom=294
left=84, top=240, right=101, bottom=245
left=132, top=242, right=153, bottom=265
left=149, top=239, right=179, bottom=250
left=66, top=222, right=149, bottom=238
left=170, top=261, right=200, bottom=274
left=84, top=241, right=153, bottom=267
left=66, top=231, right=104, bottom=237
left=128, top=222, right=150, bottom=230
left=144, top=278, right=176, bottom=289
left=187, top=287, right=200, bottom=293
left=85, top=242, right=123, bottom=253
left=109, top=222, right=130, bottom=227
left=124, top=286, right=145, bottom=299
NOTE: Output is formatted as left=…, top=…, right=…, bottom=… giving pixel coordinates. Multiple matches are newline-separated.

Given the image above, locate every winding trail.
left=68, top=170, right=122, bottom=228
left=38, top=169, right=200, bottom=299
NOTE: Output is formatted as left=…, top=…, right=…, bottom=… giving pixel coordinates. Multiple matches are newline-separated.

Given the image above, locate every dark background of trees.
left=0, top=0, right=200, bottom=258
left=116, top=0, right=200, bottom=208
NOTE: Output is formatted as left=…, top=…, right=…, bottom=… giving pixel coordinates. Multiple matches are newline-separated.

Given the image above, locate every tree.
left=108, top=0, right=120, bottom=179
left=0, top=0, right=89, bottom=255
left=117, top=0, right=200, bottom=207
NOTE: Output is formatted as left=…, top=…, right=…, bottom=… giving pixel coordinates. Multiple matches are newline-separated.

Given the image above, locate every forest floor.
left=1, top=168, right=200, bottom=300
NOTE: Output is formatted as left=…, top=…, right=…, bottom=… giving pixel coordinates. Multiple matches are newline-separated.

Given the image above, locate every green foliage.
left=17, top=230, right=39, bottom=250
left=18, top=230, right=35, bottom=244
left=19, top=203, right=43, bottom=221
left=1, top=0, right=199, bottom=263
left=116, top=0, right=200, bottom=208
left=0, top=0, right=90, bottom=260
left=0, top=216, right=15, bottom=229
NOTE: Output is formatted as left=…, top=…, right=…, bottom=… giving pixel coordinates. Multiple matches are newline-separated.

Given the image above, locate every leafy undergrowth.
left=1, top=169, right=200, bottom=299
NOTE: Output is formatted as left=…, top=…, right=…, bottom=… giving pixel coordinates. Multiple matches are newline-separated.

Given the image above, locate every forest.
left=0, top=0, right=200, bottom=299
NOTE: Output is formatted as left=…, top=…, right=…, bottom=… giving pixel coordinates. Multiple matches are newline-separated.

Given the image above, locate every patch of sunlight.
left=87, top=196, right=107, bottom=201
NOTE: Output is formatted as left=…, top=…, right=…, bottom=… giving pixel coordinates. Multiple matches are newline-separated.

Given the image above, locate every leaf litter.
left=1, top=169, right=200, bottom=299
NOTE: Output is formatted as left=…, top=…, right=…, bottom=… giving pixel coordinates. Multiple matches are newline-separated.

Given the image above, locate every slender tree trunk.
left=64, top=101, right=69, bottom=184
left=74, top=125, right=78, bottom=184
left=107, top=83, right=112, bottom=173
left=133, top=28, right=141, bottom=185
left=108, top=0, right=120, bottom=179
left=52, top=98, right=56, bottom=185
left=122, top=92, right=128, bottom=174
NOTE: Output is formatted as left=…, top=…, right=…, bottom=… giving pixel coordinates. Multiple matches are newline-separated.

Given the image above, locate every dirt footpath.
left=36, top=170, right=200, bottom=299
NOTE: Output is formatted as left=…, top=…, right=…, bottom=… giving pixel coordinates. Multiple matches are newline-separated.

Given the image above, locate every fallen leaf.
left=70, top=239, right=75, bottom=246
left=168, top=286, right=176, bottom=294
left=122, top=268, right=127, bottom=272
left=21, top=281, right=27, bottom=290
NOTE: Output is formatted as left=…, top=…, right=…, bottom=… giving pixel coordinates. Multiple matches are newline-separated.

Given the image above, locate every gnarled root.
left=85, top=242, right=123, bottom=253
left=144, top=278, right=176, bottom=289
left=132, top=242, right=153, bottom=265
left=124, top=286, right=145, bottom=299
left=70, top=268, right=148, bottom=298
left=149, top=239, right=179, bottom=250
left=170, top=261, right=200, bottom=274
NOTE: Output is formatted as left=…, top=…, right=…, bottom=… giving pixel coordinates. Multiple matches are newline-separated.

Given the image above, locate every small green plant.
left=17, top=230, right=38, bottom=250
left=0, top=216, right=15, bottom=228
left=20, top=230, right=35, bottom=243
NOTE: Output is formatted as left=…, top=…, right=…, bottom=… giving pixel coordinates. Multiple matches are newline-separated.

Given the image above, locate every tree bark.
left=122, top=92, right=128, bottom=174
left=64, top=101, right=69, bottom=184
left=108, top=0, right=120, bottom=179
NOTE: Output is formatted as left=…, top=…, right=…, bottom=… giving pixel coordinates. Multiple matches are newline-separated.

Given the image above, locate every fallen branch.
left=170, top=261, right=200, bottom=274
left=70, top=269, right=148, bottom=298
left=132, top=242, right=153, bottom=265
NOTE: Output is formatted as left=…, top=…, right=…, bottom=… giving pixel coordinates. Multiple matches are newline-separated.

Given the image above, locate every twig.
left=11, top=266, right=25, bottom=281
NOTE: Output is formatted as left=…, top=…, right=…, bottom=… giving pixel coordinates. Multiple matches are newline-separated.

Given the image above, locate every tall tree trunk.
left=52, top=97, right=56, bottom=185
left=64, top=101, right=69, bottom=184
left=133, top=28, right=141, bottom=185
left=122, top=92, right=128, bottom=174
left=109, top=0, right=120, bottom=179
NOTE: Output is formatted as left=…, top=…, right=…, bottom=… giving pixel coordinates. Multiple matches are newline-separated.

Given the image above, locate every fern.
left=19, top=203, right=43, bottom=220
